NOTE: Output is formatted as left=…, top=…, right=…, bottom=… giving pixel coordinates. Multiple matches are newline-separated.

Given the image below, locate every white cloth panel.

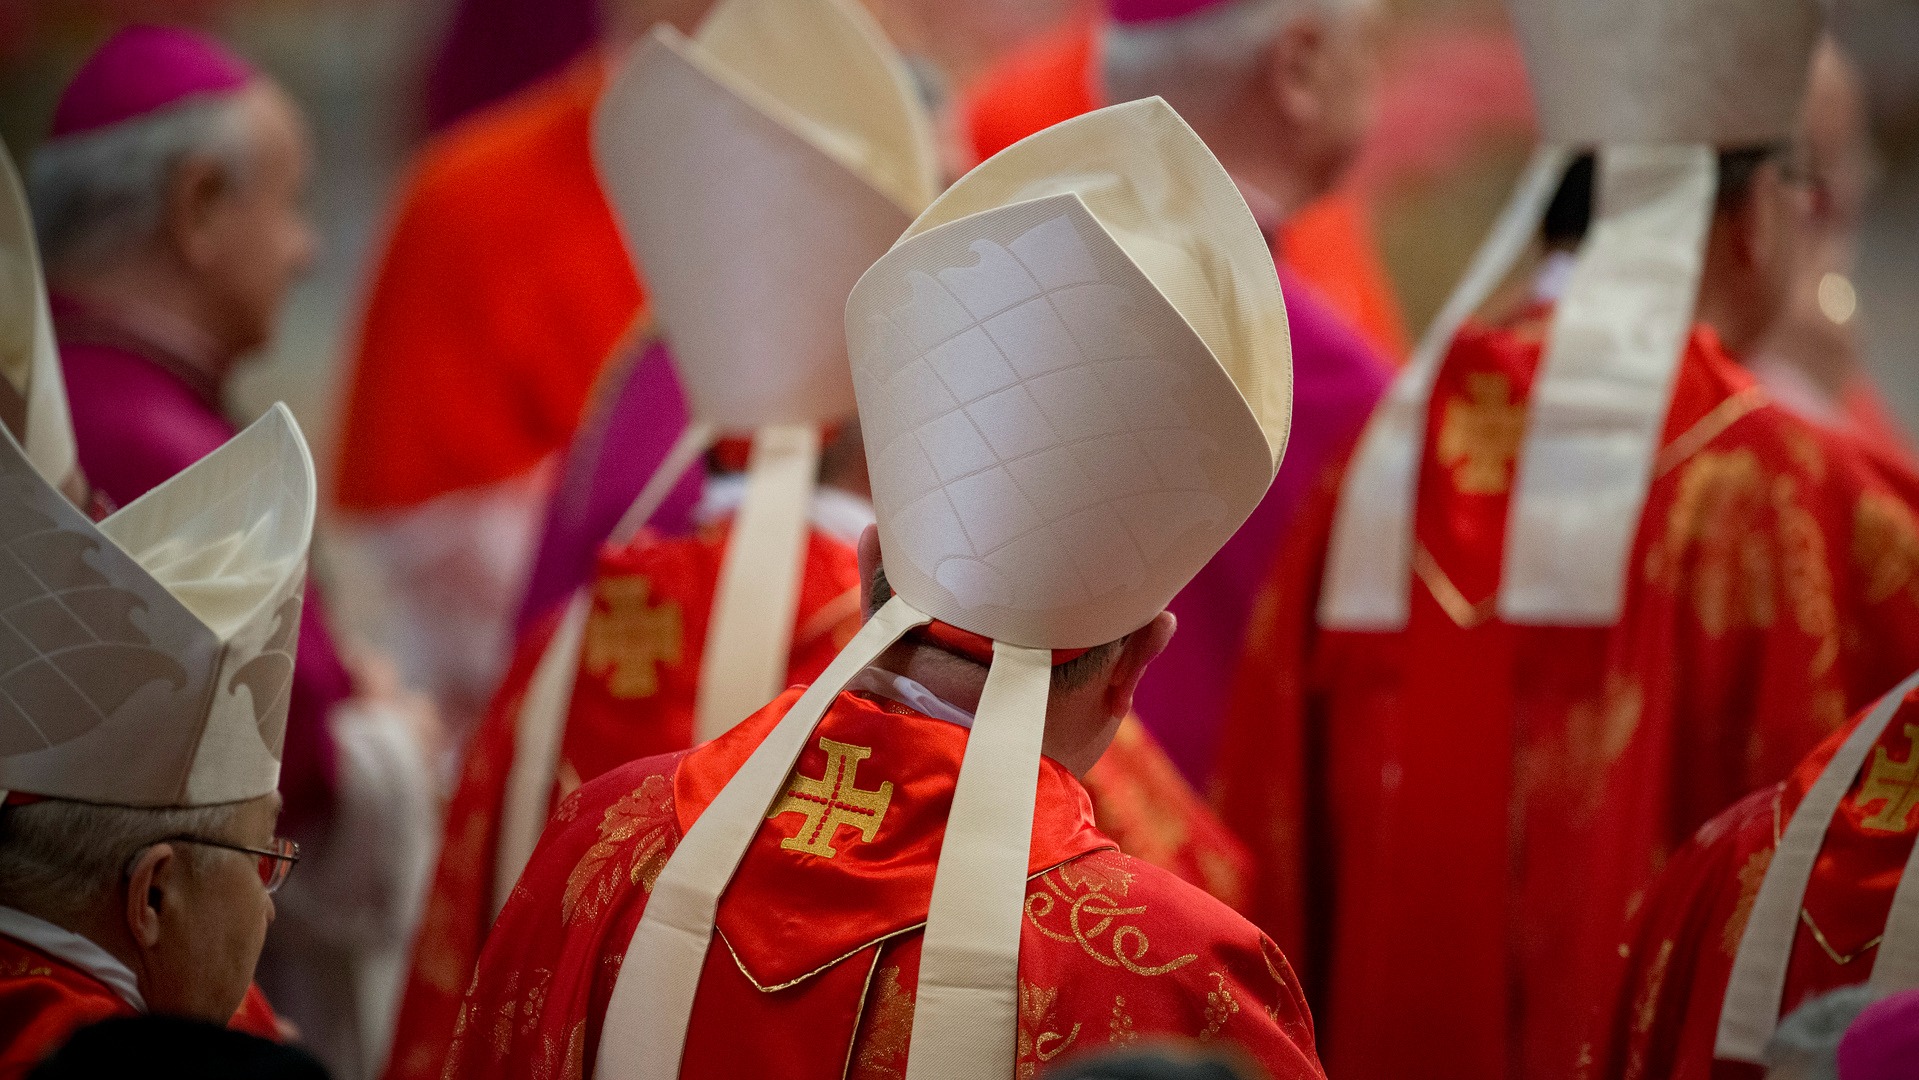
left=1871, top=808, right=1919, bottom=992
left=1501, top=144, right=1715, bottom=625
left=592, top=596, right=930, bottom=1080
left=1716, top=667, right=1919, bottom=1061
left=904, top=643, right=1052, bottom=1080
left=1319, top=145, right=1572, bottom=630
left=0, top=145, right=77, bottom=490
left=694, top=424, right=822, bottom=741
left=493, top=589, right=593, bottom=919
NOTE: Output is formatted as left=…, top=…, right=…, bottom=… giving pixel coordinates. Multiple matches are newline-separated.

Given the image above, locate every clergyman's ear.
left=1266, top=12, right=1328, bottom=124
left=123, top=843, right=175, bottom=948
left=1104, top=611, right=1177, bottom=722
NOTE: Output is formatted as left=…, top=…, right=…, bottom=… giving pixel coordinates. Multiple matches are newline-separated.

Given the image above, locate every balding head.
left=1100, top=0, right=1380, bottom=219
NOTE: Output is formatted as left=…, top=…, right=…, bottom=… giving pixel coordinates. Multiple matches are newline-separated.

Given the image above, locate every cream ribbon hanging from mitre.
left=0, top=143, right=80, bottom=502
left=591, top=96, right=1290, bottom=1080
left=1716, top=667, right=1919, bottom=1062
left=491, top=0, right=940, bottom=916
left=1320, top=0, right=1822, bottom=631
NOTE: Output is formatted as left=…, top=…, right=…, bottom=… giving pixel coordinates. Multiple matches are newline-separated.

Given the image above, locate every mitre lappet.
left=588, top=96, right=1291, bottom=1080
left=0, top=143, right=79, bottom=505
left=1718, top=665, right=1919, bottom=1062
left=489, top=0, right=942, bottom=910
left=1320, top=0, right=1824, bottom=630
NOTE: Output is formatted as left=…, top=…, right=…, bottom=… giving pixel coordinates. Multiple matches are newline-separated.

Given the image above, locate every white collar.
left=0, top=905, right=145, bottom=1011
left=694, top=475, right=876, bottom=547
left=848, top=668, right=975, bottom=730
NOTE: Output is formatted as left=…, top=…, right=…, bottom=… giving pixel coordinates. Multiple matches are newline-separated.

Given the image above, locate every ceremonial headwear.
left=1320, top=0, right=1823, bottom=630
left=593, top=96, right=1291, bottom=1080
left=1836, top=989, right=1919, bottom=1080
left=1108, top=0, right=1231, bottom=23
left=490, top=0, right=940, bottom=911
left=50, top=25, right=256, bottom=140
left=1716, top=668, right=1919, bottom=1062
left=0, top=144, right=78, bottom=500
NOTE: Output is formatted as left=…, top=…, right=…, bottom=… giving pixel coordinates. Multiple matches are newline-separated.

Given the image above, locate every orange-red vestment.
left=1216, top=306, right=1919, bottom=1080
left=958, top=15, right=1408, bottom=363
left=1591, top=680, right=1919, bottom=1080
left=336, top=55, right=644, bottom=513
left=0, top=934, right=280, bottom=1079
left=443, top=688, right=1324, bottom=1079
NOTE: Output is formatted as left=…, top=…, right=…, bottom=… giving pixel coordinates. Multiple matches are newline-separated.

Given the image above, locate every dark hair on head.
left=1539, top=144, right=1789, bottom=249
left=865, top=563, right=1127, bottom=691
left=1044, top=1041, right=1270, bottom=1080
left=29, top=1015, right=330, bottom=1080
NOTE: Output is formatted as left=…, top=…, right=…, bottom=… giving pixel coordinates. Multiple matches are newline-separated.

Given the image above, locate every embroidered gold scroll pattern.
left=1722, top=845, right=1774, bottom=958
left=768, top=737, right=894, bottom=858
left=1024, top=860, right=1199, bottom=977
left=583, top=574, right=683, bottom=699
left=852, top=964, right=913, bottom=1080
left=1200, top=971, right=1240, bottom=1039
left=1853, top=490, right=1919, bottom=607
left=1858, top=723, right=1919, bottom=833
left=1631, top=939, right=1675, bottom=1036
left=1108, top=995, right=1137, bottom=1044
left=1017, top=981, right=1081, bottom=1080
left=561, top=774, right=675, bottom=926
left=1437, top=371, right=1526, bottom=494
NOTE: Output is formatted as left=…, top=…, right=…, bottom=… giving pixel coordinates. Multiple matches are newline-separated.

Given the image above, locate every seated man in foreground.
left=445, top=97, right=1322, bottom=1078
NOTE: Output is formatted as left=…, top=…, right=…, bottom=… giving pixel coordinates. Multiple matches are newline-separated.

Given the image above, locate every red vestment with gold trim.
left=389, top=522, right=1247, bottom=1080
left=1591, top=682, right=1919, bottom=1080
left=0, top=934, right=281, bottom=1078
left=1216, top=306, right=1919, bottom=1080
left=443, top=688, right=1324, bottom=1079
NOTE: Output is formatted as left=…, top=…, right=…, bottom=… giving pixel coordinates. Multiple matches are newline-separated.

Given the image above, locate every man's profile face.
left=138, top=793, right=280, bottom=1023
left=195, top=83, right=315, bottom=362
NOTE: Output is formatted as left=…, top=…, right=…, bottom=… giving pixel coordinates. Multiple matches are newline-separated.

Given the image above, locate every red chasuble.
left=1216, top=305, right=1919, bottom=1080
left=443, top=689, right=1324, bottom=1079
left=389, top=522, right=1252, bottom=1079
left=336, top=54, right=644, bottom=513
left=0, top=935, right=281, bottom=1078
left=1591, top=682, right=1919, bottom=1080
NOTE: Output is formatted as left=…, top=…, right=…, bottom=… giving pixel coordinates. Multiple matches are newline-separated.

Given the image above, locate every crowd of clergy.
left=4, top=0, right=1919, bottom=1077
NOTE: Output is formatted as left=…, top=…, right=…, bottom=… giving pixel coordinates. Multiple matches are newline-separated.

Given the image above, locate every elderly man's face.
left=130, top=793, right=281, bottom=1023
left=188, top=82, right=315, bottom=362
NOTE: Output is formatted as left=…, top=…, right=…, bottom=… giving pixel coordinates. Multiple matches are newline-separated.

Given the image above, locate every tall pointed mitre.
left=1320, top=0, right=1823, bottom=630
left=0, top=401, right=315, bottom=807
left=489, top=0, right=941, bottom=912
left=1716, top=667, right=1919, bottom=1063
left=0, top=141, right=79, bottom=503
left=588, top=96, right=1290, bottom=1080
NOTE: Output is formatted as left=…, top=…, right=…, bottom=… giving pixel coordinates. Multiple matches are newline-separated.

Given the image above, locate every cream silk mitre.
left=491, top=0, right=941, bottom=914
left=0, top=143, right=78, bottom=498
left=589, top=96, right=1290, bottom=1080
left=1319, top=0, right=1823, bottom=630
left=0, top=404, right=315, bottom=808
left=1716, top=667, right=1919, bottom=1063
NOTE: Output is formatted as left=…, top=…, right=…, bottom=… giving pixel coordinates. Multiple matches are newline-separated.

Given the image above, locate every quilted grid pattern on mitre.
left=858, top=211, right=1232, bottom=613
left=0, top=497, right=188, bottom=756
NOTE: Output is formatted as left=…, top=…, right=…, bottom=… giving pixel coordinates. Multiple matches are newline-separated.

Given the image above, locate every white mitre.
left=489, top=0, right=941, bottom=914
left=588, top=96, right=1290, bottom=1080
left=1320, top=0, right=1823, bottom=631
left=0, top=142, right=79, bottom=502
left=0, top=403, right=316, bottom=808
left=1715, top=666, right=1919, bottom=1063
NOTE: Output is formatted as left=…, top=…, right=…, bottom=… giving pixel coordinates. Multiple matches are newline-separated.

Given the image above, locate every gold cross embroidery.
left=768, top=737, right=894, bottom=858
left=1438, top=372, right=1527, bottom=494
left=1859, top=723, right=1919, bottom=833
left=583, top=575, right=684, bottom=700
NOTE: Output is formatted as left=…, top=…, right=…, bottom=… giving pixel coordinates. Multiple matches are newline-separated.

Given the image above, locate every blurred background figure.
left=1834, top=989, right=1919, bottom=1080
left=24, top=25, right=436, bottom=1080
left=29, top=1016, right=330, bottom=1080
left=1763, top=987, right=1882, bottom=1080
left=1047, top=1042, right=1273, bottom=1080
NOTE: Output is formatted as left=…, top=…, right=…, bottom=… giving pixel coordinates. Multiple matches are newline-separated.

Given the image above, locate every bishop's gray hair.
left=27, top=94, right=254, bottom=277
left=1100, top=0, right=1372, bottom=118
left=1763, top=984, right=1882, bottom=1080
left=0, top=798, right=247, bottom=923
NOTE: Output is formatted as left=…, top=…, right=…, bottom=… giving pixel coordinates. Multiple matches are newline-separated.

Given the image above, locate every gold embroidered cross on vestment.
left=1859, top=723, right=1919, bottom=833
left=584, top=575, right=683, bottom=699
left=768, top=737, right=893, bottom=858
left=1438, top=372, right=1526, bottom=494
